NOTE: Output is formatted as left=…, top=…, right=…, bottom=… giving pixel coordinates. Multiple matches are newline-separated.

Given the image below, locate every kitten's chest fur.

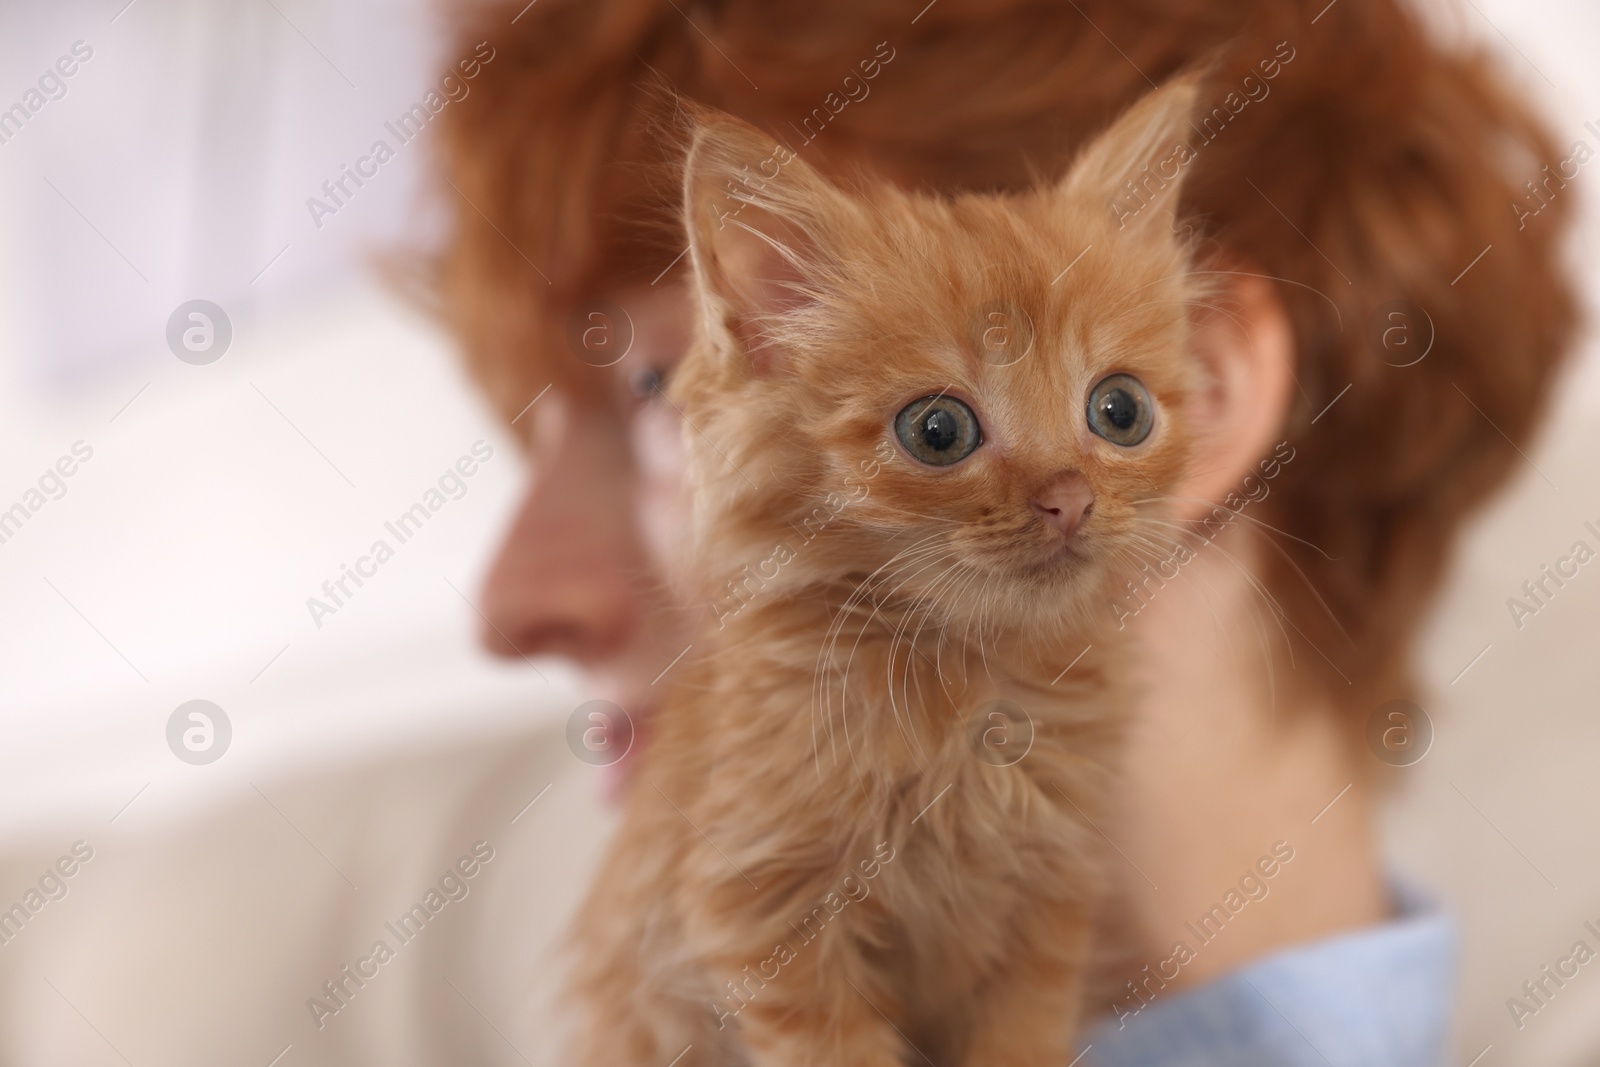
left=640, top=584, right=1127, bottom=1048
left=659, top=586, right=1121, bottom=808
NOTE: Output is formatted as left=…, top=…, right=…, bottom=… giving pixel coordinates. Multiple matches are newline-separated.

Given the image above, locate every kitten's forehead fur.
left=674, top=76, right=1209, bottom=636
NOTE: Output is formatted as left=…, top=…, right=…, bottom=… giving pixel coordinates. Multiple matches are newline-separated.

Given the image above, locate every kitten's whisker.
left=1184, top=269, right=1346, bottom=334
left=1119, top=535, right=1242, bottom=668
left=1137, top=517, right=1298, bottom=659
left=1133, top=499, right=1353, bottom=647
left=1139, top=494, right=1341, bottom=562
left=1124, top=533, right=1243, bottom=666
left=902, top=558, right=974, bottom=731
left=1125, top=296, right=1252, bottom=338
left=862, top=550, right=970, bottom=781
left=821, top=538, right=953, bottom=783
left=1196, top=512, right=1355, bottom=650
left=813, top=535, right=948, bottom=775
left=1154, top=526, right=1283, bottom=714
left=832, top=503, right=965, bottom=528
left=820, top=553, right=941, bottom=760
left=1127, top=265, right=1229, bottom=299
left=973, top=572, right=999, bottom=685
left=886, top=555, right=966, bottom=760
left=879, top=551, right=962, bottom=770
left=937, top=565, right=984, bottom=706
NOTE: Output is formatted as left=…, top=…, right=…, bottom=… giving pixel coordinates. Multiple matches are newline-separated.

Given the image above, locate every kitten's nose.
left=1029, top=472, right=1095, bottom=539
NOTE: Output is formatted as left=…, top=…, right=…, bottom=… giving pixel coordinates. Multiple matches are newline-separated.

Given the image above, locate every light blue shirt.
left=1080, top=884, right=1457, bottom=1066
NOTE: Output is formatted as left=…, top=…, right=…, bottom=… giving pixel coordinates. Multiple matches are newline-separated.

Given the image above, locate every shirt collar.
left=1080, top=880, right=1458, bottom=1067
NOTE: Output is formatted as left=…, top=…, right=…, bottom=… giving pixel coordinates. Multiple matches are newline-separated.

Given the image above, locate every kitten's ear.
left=682, top=109, right=846, bottom=375
left=1060, top=73, right=1203, bottom=229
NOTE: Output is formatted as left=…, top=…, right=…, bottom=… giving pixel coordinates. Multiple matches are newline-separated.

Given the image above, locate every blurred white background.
left=0, top=0, right=1596, bottom=1064
left=0, top=0, right=577, bottom=838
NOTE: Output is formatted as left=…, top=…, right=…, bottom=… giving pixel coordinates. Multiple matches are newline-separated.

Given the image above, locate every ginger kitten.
left=567, top=76, right=1207, bottom=1066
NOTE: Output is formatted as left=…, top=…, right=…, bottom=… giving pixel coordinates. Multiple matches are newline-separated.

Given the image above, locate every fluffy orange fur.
left=566, top=78, right=1210, bottom=1064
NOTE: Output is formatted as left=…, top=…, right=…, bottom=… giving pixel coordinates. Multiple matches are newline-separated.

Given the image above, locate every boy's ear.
left=1171, top=268, right=1295, bottom=520
left=1060, top=73, right=1202, bottom=229
left=682, top=108, right=846, bottom=375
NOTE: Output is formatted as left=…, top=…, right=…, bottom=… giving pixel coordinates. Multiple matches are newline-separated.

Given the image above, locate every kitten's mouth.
left=1020, top=536, right=1095, bottom=578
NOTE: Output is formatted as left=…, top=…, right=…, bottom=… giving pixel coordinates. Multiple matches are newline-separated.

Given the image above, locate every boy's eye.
left=630, top=367, right=665, bottom=399
left=895, top=395, right=983, bottom=466
left=1086, top=374, right=1154, bottom=446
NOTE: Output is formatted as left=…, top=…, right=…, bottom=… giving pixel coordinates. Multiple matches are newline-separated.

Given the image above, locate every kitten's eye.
left=1086, top=374, right=1154, bottom=446
left=894, top=395, right=982, bottom=467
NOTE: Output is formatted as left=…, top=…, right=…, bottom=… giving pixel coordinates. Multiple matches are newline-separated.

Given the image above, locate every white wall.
left=0, top=0, right=578, bottom=839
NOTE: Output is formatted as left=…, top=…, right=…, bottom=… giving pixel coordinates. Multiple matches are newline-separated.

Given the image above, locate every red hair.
left=432, top=0, right=1578, bottom=716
